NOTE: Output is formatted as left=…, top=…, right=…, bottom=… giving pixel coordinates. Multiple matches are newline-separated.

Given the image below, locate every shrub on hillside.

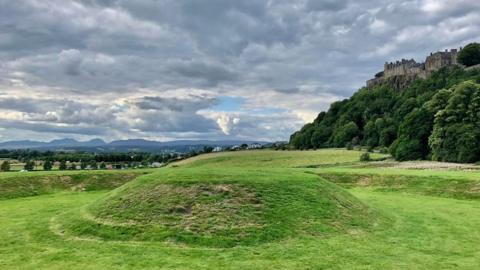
left=360, top=153, right=371, bottom=162
left=346, top=142, right=354, bottom=150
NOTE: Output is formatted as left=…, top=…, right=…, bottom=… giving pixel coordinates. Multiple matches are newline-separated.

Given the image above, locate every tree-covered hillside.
left=290, top=66, right=480, bottom=163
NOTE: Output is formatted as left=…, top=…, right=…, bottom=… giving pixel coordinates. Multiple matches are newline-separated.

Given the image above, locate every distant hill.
left=0, top=138, right=268, bottom=153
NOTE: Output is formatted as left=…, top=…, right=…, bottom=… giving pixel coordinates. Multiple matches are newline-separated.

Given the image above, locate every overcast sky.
left=0, top=0, right=479, bottom=142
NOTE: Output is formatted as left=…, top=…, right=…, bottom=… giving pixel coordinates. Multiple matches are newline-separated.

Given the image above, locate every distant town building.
left=151, top=162, right=163, bottom=168
left=213, top=146, right=223, bottom=152
left=248, top=143, right=263, bottom=149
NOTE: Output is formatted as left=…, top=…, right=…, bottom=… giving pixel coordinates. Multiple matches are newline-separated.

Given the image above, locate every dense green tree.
left=203, top=146, right=214, bottom=153
left=363, top=120, right=378, bottom=147
left=43, top=160, right=53, bottom=171
left=24, top=160, right=35, bottom=171
left=392, top=108, right=433, bottom=161
left=80, top=161, right=88, bottom=170
left=100, top=162, right=107, bottom=170
left=430, top=81, right=480, bottom=162
left=69, top=162, right=77, bottom=170
left=89, top=160, right=98, bottom=170
left=310, top=126, right=331, bottom=148
left=1, top=160, right=10, bottom=172
left=59, top=160, right=67, bottom=170
left=333, top=122, right=360, bottom=147
left=458, top=43, right=480, bottom=67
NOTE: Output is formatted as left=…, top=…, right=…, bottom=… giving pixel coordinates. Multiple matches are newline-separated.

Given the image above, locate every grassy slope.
left=1, top=149, right=480, bottom=269
left=0, top=169, right=154, bottom=200
left=316, top=166, right=480, bottom=200
left=172, top=149, right=387, bottom=168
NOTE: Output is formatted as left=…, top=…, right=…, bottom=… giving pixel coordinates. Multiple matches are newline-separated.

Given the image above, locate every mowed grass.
left=1, top=149, right=480, bottom=269
left=315, top=166, right=480, bottom=200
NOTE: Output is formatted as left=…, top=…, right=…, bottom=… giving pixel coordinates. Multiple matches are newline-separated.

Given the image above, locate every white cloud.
left=215, top=114, right=238, bottom=135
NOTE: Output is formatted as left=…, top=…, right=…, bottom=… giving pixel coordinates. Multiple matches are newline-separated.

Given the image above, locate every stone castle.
left=366, top=48, right=460, bottom=88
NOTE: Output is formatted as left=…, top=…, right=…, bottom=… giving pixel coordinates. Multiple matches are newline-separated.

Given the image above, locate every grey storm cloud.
left=0, top=0, right=479, bottom=141
left=135, top=95, right=218, bottom=112
left=0, top=95, right=220, bottom=135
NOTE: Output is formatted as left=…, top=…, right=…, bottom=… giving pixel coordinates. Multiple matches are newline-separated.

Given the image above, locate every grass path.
left=2, top=189, right=480, bottom=269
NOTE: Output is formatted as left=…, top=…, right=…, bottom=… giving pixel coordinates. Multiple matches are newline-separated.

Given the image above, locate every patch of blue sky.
left=211, top=96, right=245, bottom=112
left=211, top=96, right=286, bottom=114
left=249, top=107, right=286, bottom=114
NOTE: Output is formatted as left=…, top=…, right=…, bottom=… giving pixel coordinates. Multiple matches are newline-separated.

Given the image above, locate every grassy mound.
left=58, top=166, right=382, bottom=247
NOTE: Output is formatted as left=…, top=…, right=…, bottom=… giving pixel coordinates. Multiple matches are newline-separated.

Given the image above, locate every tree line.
left=0, top=150, right=179, bottom=163
left=0, top=145, right=226, bottom=172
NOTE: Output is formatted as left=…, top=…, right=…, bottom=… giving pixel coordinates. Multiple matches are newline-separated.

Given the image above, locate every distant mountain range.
left=0, top=138, right=269, bottom=153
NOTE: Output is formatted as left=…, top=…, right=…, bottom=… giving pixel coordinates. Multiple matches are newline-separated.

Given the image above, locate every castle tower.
left=425, top=49, right=458, bottom=72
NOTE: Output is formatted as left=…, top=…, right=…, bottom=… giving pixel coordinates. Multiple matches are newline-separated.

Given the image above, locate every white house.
left=151, top=162, right=164, bottom=168
left=213, top=146, right=223, bottom=152
left=248, top=143, right=262, bottom=149
left=230, top=145, right=241, bottom=150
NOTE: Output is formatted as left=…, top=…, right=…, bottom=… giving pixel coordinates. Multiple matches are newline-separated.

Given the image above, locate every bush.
left=346, top=142, right=353, bottom=150
left=375, top=71, right=384, bottom=78
left=59, top=160, right=67, bottom=170
left=1, top=160, right=10, bottom=172
left=394, top=139, right=425, bottom=161
left=24, top=160, right=35, bottom=171
left=360, top=153, right=371, bottom=162
left=379, top=147, right=389, bottom=154
left=43, top=160, right=53, bottom=171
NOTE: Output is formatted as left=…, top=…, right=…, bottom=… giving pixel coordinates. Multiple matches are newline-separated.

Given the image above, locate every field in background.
left=171, top=149, right=387, bottom=168
left=1, top=149, right=480, bottom=269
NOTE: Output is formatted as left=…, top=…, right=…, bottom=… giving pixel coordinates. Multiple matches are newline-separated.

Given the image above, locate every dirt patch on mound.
left=92, top=183, right=265, bottom=234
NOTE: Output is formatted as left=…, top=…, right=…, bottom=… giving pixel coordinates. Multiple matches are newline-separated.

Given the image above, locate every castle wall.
left=383, top=59, right=425, bottom=78
left=366, top=47, right=461, bottom=88
left=425, top=49, right=458, bottom=72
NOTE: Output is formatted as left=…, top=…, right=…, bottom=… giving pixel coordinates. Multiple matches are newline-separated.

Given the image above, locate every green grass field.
left=1, top=149, right=480, bottom=269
